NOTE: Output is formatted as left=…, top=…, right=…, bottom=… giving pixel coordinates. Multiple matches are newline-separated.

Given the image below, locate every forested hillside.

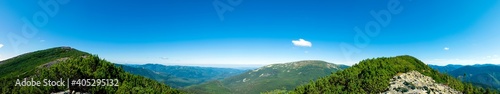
left=0, top=47, right=89, bottom=79
left=290, top=55, right=498, bottom=94
left=0, top=47, right=181, bottom=93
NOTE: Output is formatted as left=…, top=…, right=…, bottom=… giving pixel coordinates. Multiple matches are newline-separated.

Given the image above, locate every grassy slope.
left=0, top=47, right=89, bottom=79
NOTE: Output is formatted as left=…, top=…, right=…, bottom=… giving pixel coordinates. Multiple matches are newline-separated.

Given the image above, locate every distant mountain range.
left=115, top=64, right=185, bottom=88
left=429, top=64, right=500, bottom=90
left=428, top=64, right=464, bottom=73
left=183, top=60, right=349, bottom=94
left=117, top=64, right=247, bottom=88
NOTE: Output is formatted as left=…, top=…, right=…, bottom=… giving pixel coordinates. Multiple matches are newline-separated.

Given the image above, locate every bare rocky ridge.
left=381, top=71, right=462, bottom=94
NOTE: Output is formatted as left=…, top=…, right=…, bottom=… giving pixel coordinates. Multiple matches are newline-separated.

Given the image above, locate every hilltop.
left=0, top=47, right=89, bottom=79
left=0, top=47, right=181, bottom=93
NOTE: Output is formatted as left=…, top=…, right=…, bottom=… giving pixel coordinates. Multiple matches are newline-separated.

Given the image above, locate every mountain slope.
left=449, top=65, right=500, bottom=90
left=428, top=64, right=464, bottom=73
left=117, top=64, right=173, bottom=82
left=430, top=64, right=500, bottom=90
left=118, top=64, right=206, bottom=88
left=184, top=60, right=348, bottom=94
left=0, top=47, right=89, bottom=79
left=291, top=55, right=497, bottom=94
left=0, top=47, right=181, bottom=93
left=125, top=64, right=246, bottom=88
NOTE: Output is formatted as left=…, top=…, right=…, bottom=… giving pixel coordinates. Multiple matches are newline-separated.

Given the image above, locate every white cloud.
left=292, top=39, right=312, bottom=47
left=0, top=44, right=3, bottom=48
left=443, top=47, right=449, bottom=51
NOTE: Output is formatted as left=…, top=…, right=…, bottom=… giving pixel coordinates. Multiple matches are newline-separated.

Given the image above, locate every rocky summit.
left=382, top=71, right=461, bottom=94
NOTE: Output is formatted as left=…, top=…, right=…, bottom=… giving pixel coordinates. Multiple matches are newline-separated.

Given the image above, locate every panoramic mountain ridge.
left=0, top=47, right=181, bottom=93
left=2, top=47, right=497, bottom=94
left=184, top=60, right=348, bottom=94
left=289, top=55, right=498, bottom=94
left=123, top=64, right=246, bottom=88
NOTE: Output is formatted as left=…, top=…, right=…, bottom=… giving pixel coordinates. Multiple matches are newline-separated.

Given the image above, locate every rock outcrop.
left=381, top=71, right=461, bottom=94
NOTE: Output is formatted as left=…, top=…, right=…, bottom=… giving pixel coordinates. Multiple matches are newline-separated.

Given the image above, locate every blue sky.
left=0, top=0, right=499, bottom=67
